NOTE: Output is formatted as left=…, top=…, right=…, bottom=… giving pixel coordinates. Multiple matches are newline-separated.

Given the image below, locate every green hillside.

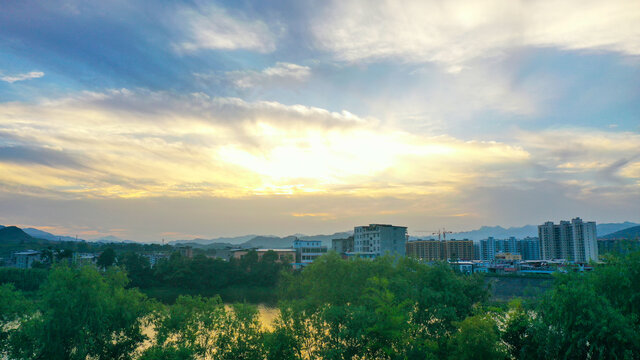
left=0, top=226, right=50, bottom=257
left=601, top=225, right=640, bottom=240
left=0, top=226, right=35, bottom=243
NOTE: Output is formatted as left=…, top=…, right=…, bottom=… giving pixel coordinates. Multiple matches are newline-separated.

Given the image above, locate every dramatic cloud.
left=0, top=89, right=534, bottom=199
left=195, top=62, right=312, bottom=89
left=0, top=145, right=84, bottom=168
left=172, top=3, right=277, bottom=53
left=311, top=0, right=640, bottom=66
left=0, top=0, right=637, bottom=239
left=1, top=71, right=44, bottom=83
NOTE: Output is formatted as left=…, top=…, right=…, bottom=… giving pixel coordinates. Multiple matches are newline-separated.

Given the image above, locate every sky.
left=0, top=0, right=639, bottom=242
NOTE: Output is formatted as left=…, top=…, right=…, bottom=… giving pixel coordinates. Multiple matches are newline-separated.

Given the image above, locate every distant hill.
left=601, top=225, right=640, bottom=240
left=413, top=225, right=539, bottom=241
left=239, top=232, right=352, bottom=249
left=0, top=226, right=52, bottom=257
left=241, top=235, right=298, bottom=249
left=441, top=225, right=539, bottom=241
left=415, top=222, right=640, bottom=241
left=92, top=235, right=138, bottom=244
left=169, top=235, right=259, bottom=246
left=171, top=232, right=353, bottom=250
left=596, top=222, right=639, bottom=237
left=0, top=226, right=34, bottom=243
left=22, top=227, right=82, bottom=242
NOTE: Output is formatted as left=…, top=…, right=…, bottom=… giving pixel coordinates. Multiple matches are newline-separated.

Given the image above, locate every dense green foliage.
left=4, top=266, right=152, bottom=360
left=276, top=253, right=489, bottom=359
left=0, top=267, right=48, bottom=291
left=1, top=252, right=640, bottom=359
left=0, top=235, right=175, bottom=258
left=120, top=250, right=287, bottom=303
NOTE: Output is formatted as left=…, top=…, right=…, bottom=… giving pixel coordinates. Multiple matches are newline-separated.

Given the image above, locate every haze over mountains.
left=600, top=225, right=640, bottom=240
left=418, top=222, right=640, bottom=241
left=1, top=222, right=638, bottom=248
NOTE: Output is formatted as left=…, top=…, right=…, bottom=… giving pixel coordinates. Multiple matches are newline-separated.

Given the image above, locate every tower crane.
left=415, top=228, right=454, bottom=241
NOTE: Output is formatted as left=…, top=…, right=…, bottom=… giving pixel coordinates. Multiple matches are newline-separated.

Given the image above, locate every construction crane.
left=414, top=230, right=439, bottom=240
left=415, top=228, right=454, bottom=241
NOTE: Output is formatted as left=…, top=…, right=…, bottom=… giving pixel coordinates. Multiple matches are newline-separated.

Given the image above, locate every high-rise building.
left=538, top=218, right=597, bottom=262
left=406, top=239, right=473, bottom=261
left=406, top=240, right=443, bottom=261
left=445, top=239, right=474, bottom=260
left=518, top=237, right=541, bottom=260
left=351, top=224, right=407, bottom=259
left=479, top=237, right=540, bottom=260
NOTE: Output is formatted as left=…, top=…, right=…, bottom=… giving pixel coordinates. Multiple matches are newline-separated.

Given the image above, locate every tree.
left=448, top=315, right=507, bottom=360
left=119, top=252, right=153, bottom=288
left=278, top=254, right=489, bottom=359
left=537, top=274, right=640, bottom=359
left=97, top=248, right=117, bottom=269
left=147, top=295, right=265, bottom=360
left=6, top=266, right=151, bottom=360
left=0, top=284, right=32, bottom=355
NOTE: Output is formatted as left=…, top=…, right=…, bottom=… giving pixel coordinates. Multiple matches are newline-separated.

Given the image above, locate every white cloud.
left=0, top=89, right=533, bottom=198
left=172, top=4, right=277, bottom=53
left=1, top=71, right=44, bottom=83
left=195, top=62, right=311, bottom=89
left=311, top=0, right=640, bottom=66
left=0, top=90, right=638, bottom=234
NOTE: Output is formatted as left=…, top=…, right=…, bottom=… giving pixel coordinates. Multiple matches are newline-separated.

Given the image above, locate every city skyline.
left=1, top=1, right=639, bottom=241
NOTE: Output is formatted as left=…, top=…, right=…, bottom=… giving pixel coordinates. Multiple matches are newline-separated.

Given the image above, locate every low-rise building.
left=12, top=250, right=42, bottom=269
left=177, top=246, right=193, bottom=258
left=144, top=253, right=170, bottom=268
left=495, top=252, right=522, bottom=261
left=350, top=224, right=407, bottom=259
left=294, top=239, right=328, bottom=269
left=332, top=236, right=354, bottom=255
left=73, top=253, right=97, bottom=266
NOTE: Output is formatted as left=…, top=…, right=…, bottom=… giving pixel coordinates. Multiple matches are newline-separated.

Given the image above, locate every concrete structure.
left=479, top=237, right=541, bottom=261
left=538, top=218, right=598, bottom=262
left=518, top=237, right=541, bottom=260
left=495, top=252, right=522, bottom=261
left=406, top=239, right=474, bottom=261
left=293, top=239, right=328, bottom=268
left=446, top=239, right=474, bottom=260
left=332, top=236, right=354, bottom=255
left=406, top=240, right=443, bottom=261
left=449, top=261, right=474, bottom=274
left=350, top=224, right=407, bottom=259
left=12, top=250, right=42, bottom=269
left=232, top=249, right=296, bottom=263
left=144, top=253, right=170, bottom=267
left=73, top=253, right=97, bottom=266
left=177, top=246, right=193, bottom=258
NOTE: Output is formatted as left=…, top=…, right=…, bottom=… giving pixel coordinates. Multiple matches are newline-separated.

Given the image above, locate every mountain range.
left=1, top=221, right=638, bottom=248
left=169, top=232, right=353, bottom=249
left=600, top=225, right=640, bottom=240
left=419, top=222, right=639, bottom=241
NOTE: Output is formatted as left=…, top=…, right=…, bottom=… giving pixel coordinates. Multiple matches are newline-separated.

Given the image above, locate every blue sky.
left=0, top=0, right=639, bottom=241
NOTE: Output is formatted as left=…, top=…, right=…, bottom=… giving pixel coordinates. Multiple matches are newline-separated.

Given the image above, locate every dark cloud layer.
left=0, top=145, right=85, bottom=168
